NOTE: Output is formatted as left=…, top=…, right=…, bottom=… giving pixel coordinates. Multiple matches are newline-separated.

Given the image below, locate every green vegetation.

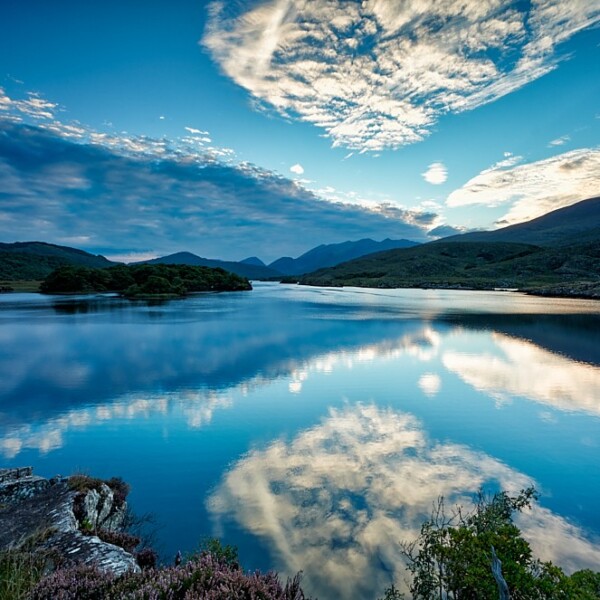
left=0, top=242, right=116, bottom=280
left=3, top=486, right=600, bottom=599
left=0, top=550, right=47, bottom=600
left=380, top=488, right=600, bottom=599
left=40, top=264, right=252, bottom=297
left=297, top=241, right=600, bottom=297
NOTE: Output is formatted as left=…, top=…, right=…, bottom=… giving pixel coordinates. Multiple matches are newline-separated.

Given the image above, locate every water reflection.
left=0, top=389, right=232, bottom=459
left=0, top=328, right=439, bottom=459
left=2, top=285, right=600, bottom=590
left=208, top=404, right=600, bottom=599
left=443, top=332, right=600, bottom=415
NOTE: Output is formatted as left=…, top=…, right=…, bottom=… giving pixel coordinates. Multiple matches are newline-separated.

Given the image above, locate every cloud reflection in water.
left=443, top=332, right=600, bottom=415
left=208, top=404, right=600, bottom=599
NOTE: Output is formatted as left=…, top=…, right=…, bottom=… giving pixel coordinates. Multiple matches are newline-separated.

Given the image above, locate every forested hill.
left=297, top=240, right=600, bottom=298
left=0, top=241, right=117, bottom=280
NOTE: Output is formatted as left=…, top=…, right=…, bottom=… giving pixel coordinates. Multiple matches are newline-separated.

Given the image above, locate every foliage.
left=28, top=553, right=310, bottom=599
left=377, top=583, right=406, bottom=599
left=193, top=537, right=240, bottom=568
left=105, top=477, right=130, bottom=509
left=40, top=263, right=252, bottom=296
left=135, top=547, right=158, bottom=570
left=387, top=487, right=600, bottom=600
left=95, top=530, right=141, bottom=554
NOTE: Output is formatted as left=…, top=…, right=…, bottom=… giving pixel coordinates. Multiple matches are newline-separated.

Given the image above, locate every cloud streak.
left=203, top=0, right=599, bottom=152
left=446, top=147, right=600, bottom=225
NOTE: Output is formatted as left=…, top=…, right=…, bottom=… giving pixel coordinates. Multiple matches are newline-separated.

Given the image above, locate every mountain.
left=296, top=197, right=600, bottom=297
left=269, top=238, right=420, bottom=275
left=0, top=241, right=118, bottom=280
left=442, top=196, right=600, bottom=247
left=240, top=256, right=267, bottom=267
left=136, top=252, right=281, bottom=280
left=298, top=239, right=600, bottom=296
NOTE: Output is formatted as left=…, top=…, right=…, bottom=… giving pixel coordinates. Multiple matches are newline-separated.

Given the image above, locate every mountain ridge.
left=135, top=252, right=281, bottom=280
left=269, top=238, right=420, bottom=275
left=296, top=197, right=600, bottom=298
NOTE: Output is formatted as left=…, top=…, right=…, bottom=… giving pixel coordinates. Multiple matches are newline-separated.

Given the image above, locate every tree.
left=393, top=488, right=594, bottom=600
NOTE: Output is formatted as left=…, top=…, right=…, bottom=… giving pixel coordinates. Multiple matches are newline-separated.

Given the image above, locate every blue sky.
left=0, top=0, right=598, bottom=262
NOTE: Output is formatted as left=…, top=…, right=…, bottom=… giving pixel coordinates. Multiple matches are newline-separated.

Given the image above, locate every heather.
left=28, top=553, right=309, bottom=600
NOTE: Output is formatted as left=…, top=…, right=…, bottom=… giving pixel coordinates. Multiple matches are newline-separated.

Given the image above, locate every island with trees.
left=39, top=264, right=252, bottom=298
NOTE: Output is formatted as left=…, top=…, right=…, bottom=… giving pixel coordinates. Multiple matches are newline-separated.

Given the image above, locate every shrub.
left=29, top=553, right=311, bottom=599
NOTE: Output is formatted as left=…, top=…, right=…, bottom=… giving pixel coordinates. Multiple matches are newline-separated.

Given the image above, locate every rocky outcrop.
left=0, top=466, right=49, bottom=505
left=0, top=467, right=139, bottom=576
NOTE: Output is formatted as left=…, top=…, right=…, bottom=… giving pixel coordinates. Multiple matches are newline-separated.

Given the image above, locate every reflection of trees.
left=443, top=332, right=600, bottom=415
left=208, top=405, right=600, bottom=600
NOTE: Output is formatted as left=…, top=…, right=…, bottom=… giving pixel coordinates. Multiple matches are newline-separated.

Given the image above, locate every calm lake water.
left=2, top=282, right=600, bottom=598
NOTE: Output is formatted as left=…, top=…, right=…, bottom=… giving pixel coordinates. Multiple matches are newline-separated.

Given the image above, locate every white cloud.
left=549, top=135, right=570, bottom=147
left=0, top=87, right=58, bottom=120
left=185, top=126, right=210, bottom=136
left=422, top=162, right=448, bottom=185
left=446, top=148, right=600, bottom=225
left=290, top=163, right=304, bottom=175
left=203, top=1, right=600, bottom=152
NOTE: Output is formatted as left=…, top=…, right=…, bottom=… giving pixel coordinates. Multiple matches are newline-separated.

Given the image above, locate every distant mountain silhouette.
left=0, top=241, right=118, bottom=280
left=269, top=238, right=420, bottom=275
left=240, top=256, right=267, bottom=267
left=136, top=252, right=281, bottom=280
left=442, top=196, right=600, bottom=247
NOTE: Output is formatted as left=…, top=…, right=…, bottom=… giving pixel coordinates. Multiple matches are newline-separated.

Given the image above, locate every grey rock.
left=0, top=467, right=139, bottom=575
left=40, top=532, right=140, bottom=575
left=80, top=483, right=126, bottom=532
left=0, top=466, right=49, bottom=506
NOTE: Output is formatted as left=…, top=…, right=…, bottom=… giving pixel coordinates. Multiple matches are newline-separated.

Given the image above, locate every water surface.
left=2, top=283, right=599, bottom=598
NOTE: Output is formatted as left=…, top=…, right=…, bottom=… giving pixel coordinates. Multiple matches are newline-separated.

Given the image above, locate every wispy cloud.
left=289, top=163, right=304, bottom=175
left=446, top=148, right=600, bottom=225
left=422, top=162, right=448, bottom=185
left=549, top=135, right=571, bottom=147
left=203, top=0, right=599, bottom=152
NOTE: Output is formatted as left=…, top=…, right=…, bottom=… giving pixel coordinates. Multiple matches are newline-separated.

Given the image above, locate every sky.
left=0, top=0, right=598, bottom=263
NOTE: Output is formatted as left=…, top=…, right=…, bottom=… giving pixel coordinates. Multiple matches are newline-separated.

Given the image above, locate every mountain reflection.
left=208, top=404, right=600, bottom=599
left=443, top=332, right=600, bottom=416
left=0, top=293, right=432, bottom=428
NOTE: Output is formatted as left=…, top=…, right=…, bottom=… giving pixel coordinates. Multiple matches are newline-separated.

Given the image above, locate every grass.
left=0, top=550, right=48, bottom=600
left=0, top=280, right=41, bottom=292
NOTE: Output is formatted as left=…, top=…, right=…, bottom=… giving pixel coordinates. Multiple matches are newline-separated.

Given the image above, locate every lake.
left=1, top=282, right=600, bottom=598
